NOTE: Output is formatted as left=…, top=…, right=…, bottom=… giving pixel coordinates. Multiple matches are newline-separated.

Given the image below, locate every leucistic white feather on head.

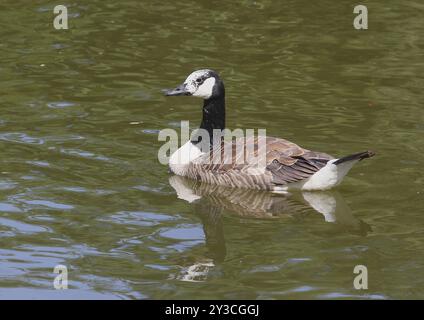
left=164, top=69, right=224, bottom=100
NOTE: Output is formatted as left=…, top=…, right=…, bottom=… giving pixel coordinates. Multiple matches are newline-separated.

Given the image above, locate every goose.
left=164, top=69, right=374, bottom=192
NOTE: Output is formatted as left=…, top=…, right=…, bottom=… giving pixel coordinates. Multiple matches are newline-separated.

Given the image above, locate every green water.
left=0, top=0, right=423, bottom=299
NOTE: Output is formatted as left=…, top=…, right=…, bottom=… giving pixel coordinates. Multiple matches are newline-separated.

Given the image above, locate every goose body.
left=165, top=69, right=374, bottom=192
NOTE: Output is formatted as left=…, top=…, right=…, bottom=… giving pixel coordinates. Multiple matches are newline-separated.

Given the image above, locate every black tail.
left=333, top=150, right=375, bottom=165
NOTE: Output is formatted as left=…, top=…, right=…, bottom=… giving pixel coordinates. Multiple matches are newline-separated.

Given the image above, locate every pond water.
left=0, top=0, right=423, bottom=299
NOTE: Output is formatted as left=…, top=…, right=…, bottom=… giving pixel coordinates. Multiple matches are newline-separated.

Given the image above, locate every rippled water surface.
left=1, top=0, right=423, bottom=299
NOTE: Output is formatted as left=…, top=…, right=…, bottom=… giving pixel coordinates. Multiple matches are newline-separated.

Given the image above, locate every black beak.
left=163, top=83, right=191, bottom=96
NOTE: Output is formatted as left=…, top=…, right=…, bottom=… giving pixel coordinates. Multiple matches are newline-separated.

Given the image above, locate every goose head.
left=164, top=69, right=224, bottom=100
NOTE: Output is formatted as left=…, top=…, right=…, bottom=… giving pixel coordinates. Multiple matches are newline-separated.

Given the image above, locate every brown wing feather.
left=265, top=138, right=333, bottom=185
left=188, top=136, right=334, bottom=188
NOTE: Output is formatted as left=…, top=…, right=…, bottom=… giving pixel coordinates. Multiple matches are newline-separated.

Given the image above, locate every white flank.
left=287, top=159, right=359, bottom=191
left=169, top=141, right=205, bottom=176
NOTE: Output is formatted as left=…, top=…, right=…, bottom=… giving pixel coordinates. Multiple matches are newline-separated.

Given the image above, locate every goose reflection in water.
left=168, top=176, right=371, bottom=282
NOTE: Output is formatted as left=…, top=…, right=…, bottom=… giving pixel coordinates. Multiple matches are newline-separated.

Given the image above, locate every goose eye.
left=196, top=78, right=202, bottom=83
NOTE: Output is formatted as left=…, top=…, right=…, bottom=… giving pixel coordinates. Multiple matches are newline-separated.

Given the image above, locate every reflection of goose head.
left=171, top=260, right=216, bottom=283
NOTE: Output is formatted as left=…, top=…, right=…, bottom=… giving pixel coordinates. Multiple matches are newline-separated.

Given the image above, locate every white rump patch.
left=299, top=159, right=359, bottom=191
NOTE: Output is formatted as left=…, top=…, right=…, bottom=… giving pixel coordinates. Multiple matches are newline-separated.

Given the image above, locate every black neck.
left=200, top=95, right=226, bottom=137
left=192, top=95, right=225, bottom=147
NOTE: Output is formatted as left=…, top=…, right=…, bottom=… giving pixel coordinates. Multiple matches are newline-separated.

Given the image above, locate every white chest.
left=169, top=141, right=205, bottom=175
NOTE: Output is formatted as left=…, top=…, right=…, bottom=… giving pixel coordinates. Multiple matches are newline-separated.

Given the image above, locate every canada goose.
left=164, top=69, right=374, bottom=191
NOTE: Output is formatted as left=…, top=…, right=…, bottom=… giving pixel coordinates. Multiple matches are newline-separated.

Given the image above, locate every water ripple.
left=0, top=133, right=44, bottom=145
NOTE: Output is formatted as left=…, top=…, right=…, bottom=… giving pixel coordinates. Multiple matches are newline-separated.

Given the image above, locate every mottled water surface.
left=1, top=0, right=423, bottom=299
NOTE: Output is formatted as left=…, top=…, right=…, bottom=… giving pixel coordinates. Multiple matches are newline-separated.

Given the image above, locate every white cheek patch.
left=192, top=77, right=215, bottom=99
